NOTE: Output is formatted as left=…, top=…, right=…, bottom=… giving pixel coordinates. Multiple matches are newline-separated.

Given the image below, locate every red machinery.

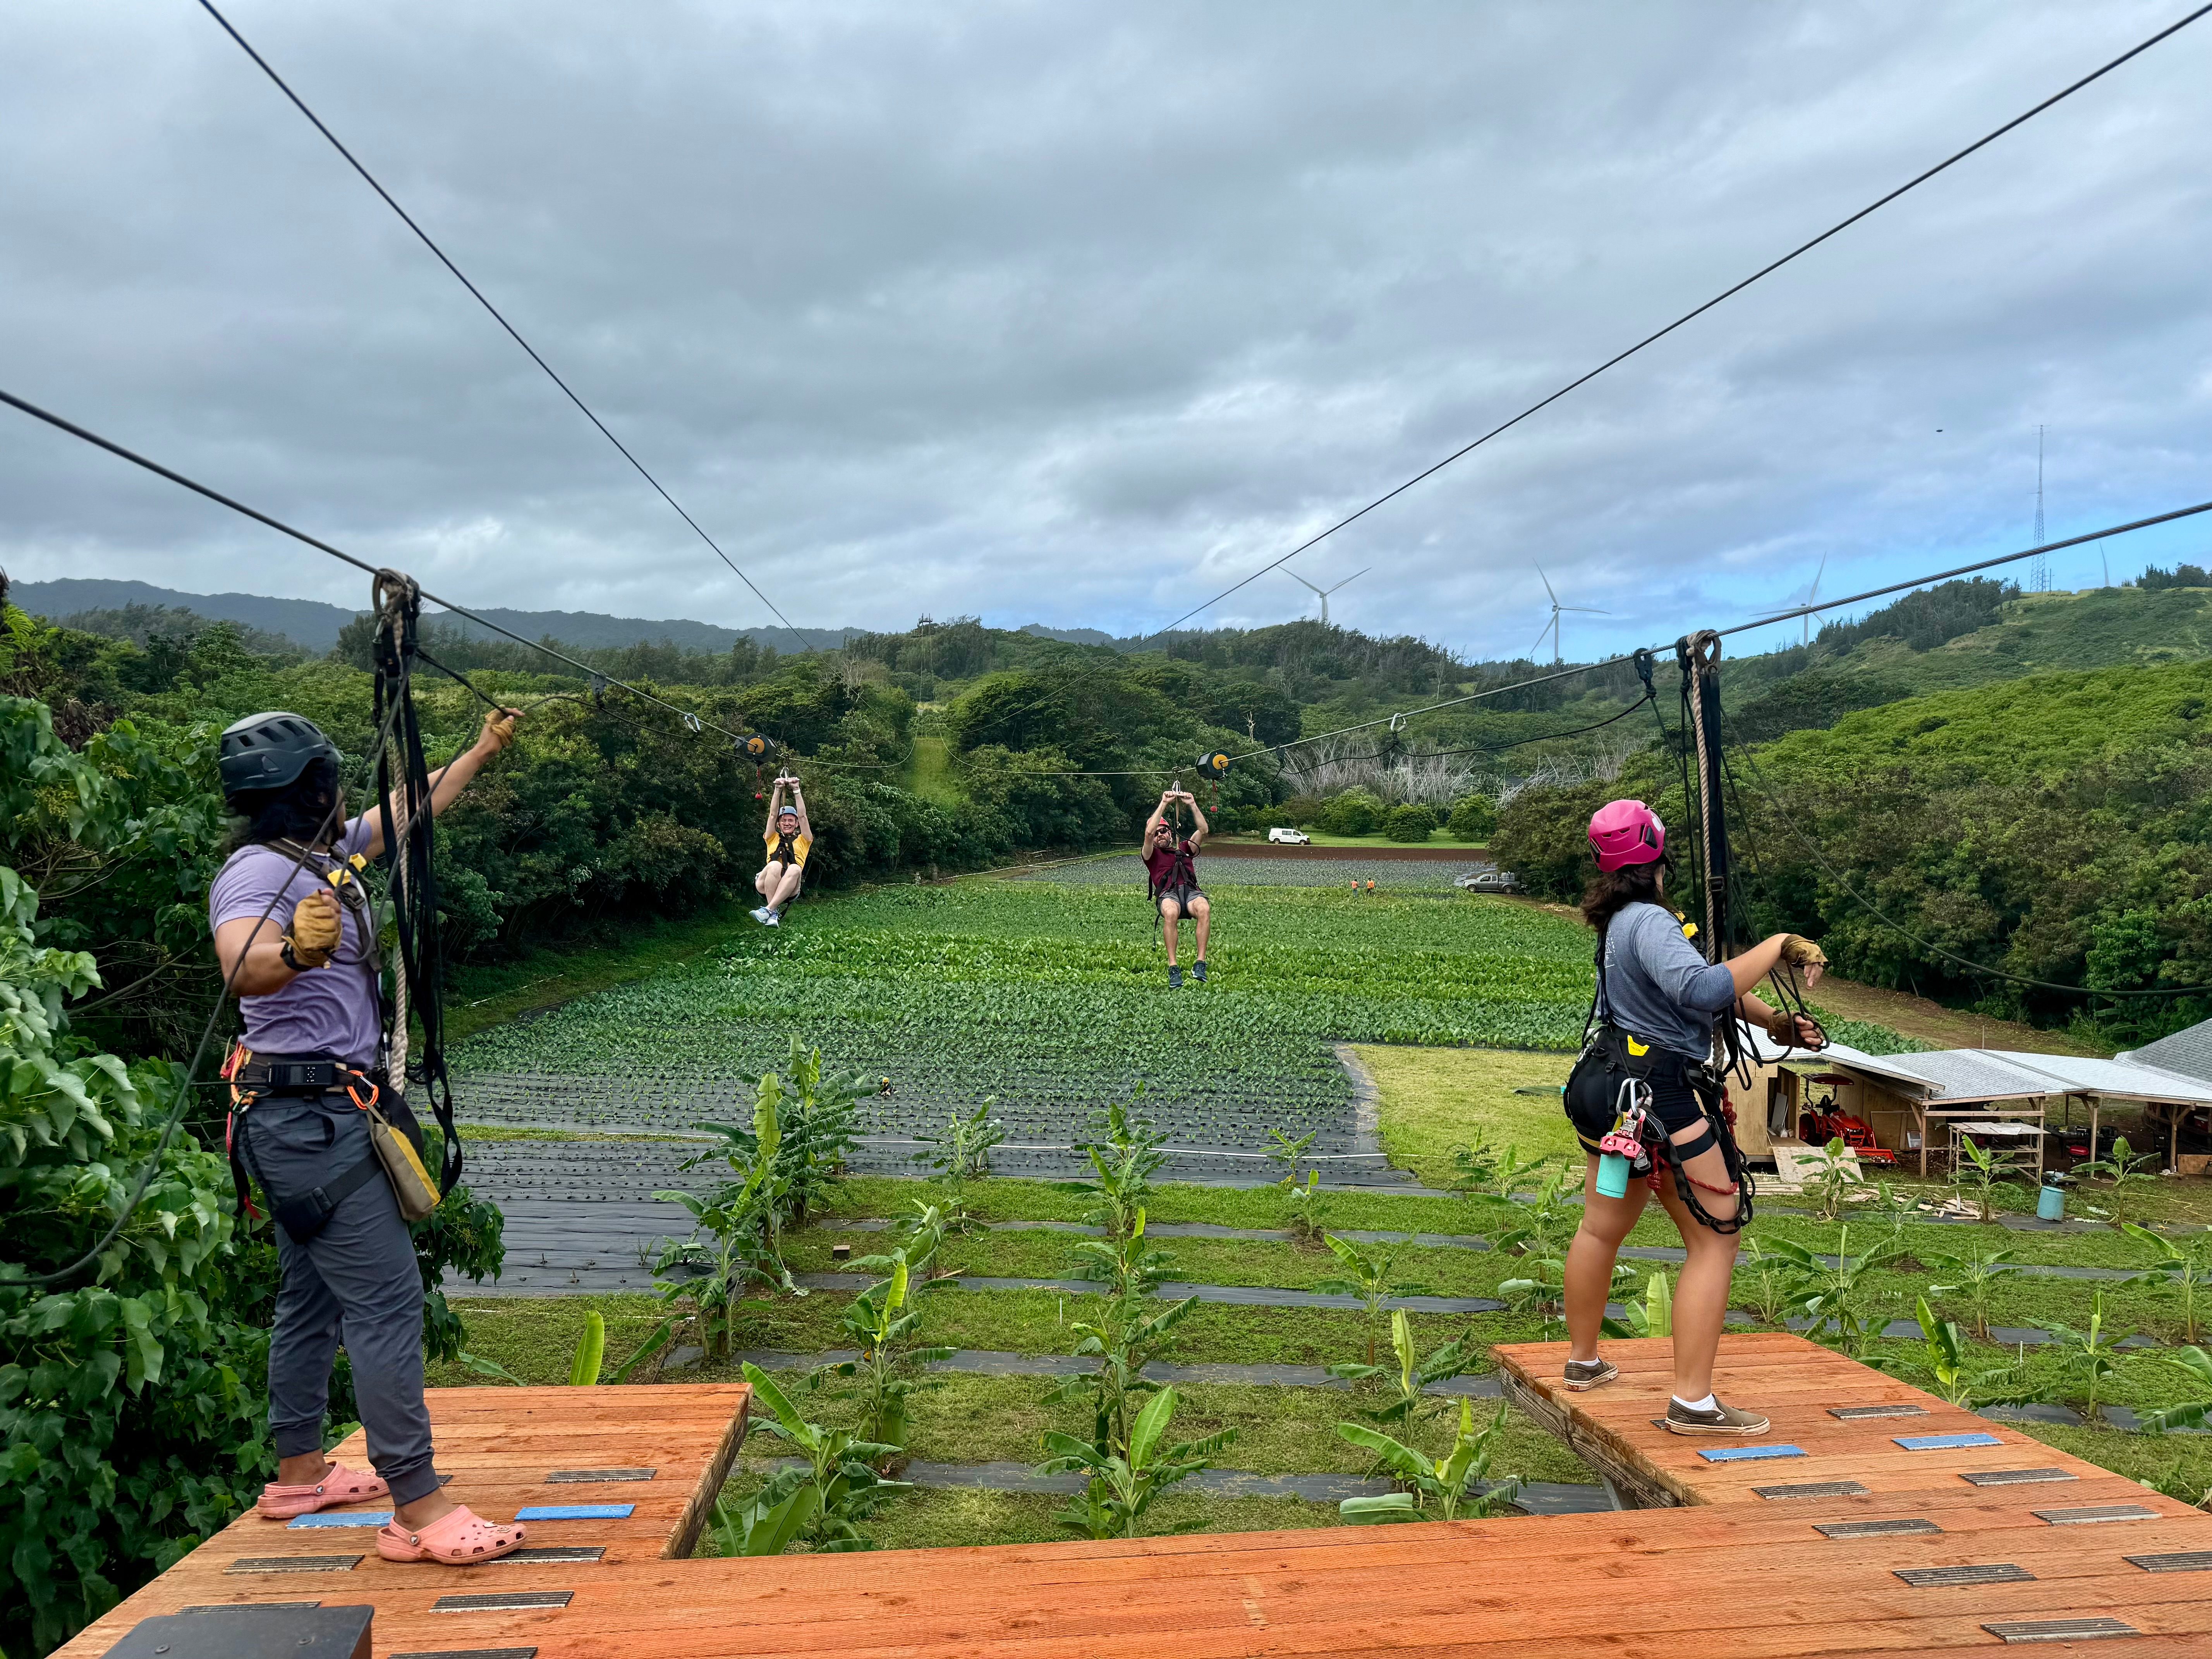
left=1796, top=1073, right=1898, bottom=1166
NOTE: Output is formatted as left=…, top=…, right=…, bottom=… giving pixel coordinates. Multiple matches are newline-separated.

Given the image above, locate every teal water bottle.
left=1597, top=1152, right=1631, bottom=1199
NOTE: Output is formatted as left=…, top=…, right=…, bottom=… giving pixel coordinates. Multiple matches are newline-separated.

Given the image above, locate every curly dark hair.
left=1579, top=859, right=1666, bottom=934
left=223, top=755, right=344, bottom=853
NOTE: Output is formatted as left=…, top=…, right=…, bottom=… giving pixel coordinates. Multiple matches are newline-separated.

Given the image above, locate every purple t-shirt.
left=208, top=817, right=382, bottom=1067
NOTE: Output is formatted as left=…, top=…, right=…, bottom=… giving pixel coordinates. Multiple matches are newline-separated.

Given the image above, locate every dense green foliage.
left=1497, top=654, right=2212, bottom=1040
left=0, top=700, right=505, bottom=1656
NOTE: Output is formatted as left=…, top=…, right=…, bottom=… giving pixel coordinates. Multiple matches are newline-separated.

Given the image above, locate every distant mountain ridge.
left=9, top=578, right=859, bottom=654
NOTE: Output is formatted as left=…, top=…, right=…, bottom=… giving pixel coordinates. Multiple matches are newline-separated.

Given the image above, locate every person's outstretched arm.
left=1185, top=791, right=1209, bottom=848
left=791, top=783, right=812, bottom=839
left=1143, top=792, right=1171, bottom=844
left=362, top=707, right=519, bottom=859
left=764, top=778, right=785, bottom=839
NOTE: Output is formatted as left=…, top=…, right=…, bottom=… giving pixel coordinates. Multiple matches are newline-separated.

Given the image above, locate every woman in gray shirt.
left=1560, top=799, right=1824, bottom=1436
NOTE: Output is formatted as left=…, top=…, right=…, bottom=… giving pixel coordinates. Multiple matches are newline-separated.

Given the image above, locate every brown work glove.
left=284, top=889, right=341, bottom=969
left=481, top=706, right=520, bottom=752
left=1779, top=934, right=1827, bottom=970
left=1766, top=1008, right=1802, bottom=1044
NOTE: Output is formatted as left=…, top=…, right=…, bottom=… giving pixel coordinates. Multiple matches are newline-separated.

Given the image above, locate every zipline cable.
left=1245, top=496, right=2212, bottom=763
left=1156, top=2, right=2212, bottom=635
left=0, top=383, right=755, bottom=749
left=191, top=0, right=811, bottom=655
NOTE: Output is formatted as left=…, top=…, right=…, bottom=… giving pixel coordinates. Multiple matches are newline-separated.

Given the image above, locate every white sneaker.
left=750, top=905, right=774, bottom=924
left=763, top=911, right=781, bottom=927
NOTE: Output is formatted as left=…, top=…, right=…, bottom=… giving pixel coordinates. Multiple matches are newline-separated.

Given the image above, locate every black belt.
left=228, top=1052, right=391, bottom=1242
left=235, top=1053, right=382, bottom=1096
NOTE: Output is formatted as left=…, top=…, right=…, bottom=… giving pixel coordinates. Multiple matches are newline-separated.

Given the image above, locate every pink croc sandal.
left=377, top=1505, right=527, bottom=1565
left=257, top=1462, right=391, bottom=1520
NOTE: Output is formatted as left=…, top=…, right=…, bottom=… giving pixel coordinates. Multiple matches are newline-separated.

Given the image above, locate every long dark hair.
left=223, top=755, right=343, bottom=853
left=1580, top=860, right=1665, bottom=935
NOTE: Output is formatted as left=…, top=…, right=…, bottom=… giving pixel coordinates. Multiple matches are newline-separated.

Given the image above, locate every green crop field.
left=450, top=880, right=1599, bottom=1143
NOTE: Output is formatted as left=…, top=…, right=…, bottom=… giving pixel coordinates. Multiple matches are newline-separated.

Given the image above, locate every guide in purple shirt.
left=210, top=702, right=531, bottom=1565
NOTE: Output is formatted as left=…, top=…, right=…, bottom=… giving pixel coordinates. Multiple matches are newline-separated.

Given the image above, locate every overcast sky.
left=3, top=1, right=2209, bottom=659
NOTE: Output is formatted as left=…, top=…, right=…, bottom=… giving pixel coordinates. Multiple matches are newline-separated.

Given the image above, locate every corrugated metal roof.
left=1734, top=1022, right=2212, bottom=1105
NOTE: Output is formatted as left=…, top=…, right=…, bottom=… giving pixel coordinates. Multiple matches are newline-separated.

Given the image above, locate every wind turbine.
left=1531, top=565, right=1607, bottom=665
left=1754, top=554, right=1828, bottom=646
left=1283, top=566, right=1370, bottom=627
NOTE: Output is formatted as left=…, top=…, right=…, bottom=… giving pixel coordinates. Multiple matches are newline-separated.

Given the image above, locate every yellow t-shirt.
left=766, top=827, right=811, bottom=867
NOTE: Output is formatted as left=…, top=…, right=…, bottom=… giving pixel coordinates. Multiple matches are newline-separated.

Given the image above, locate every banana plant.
left=1279, top=1169, right=1327, bottom=1243
left=1448, top=1133, right=1553, bottom=1202
left=1266, top=1126, right=1318, bottom=1184
left=567, top=1310, right=606, bottom=1386
left=1327, top=1307, right=1486, bottom=1425
left=2040, top=1289, right=2140, bottom=1425
left=913, top=1098, right=1005, bottom=1185
left=1038, top=1385, right=1237, bottom=1540
left=1066, top=1207, right=1175, bottom=1300
left=1897, top=1295, right=2031, bottom=1409
left=2077, top=1135, right=2160, bottom=1226
left=1317, top=1233, right=1437, bottom=1365
left=1949, top=1132, right=2025, bottom=1224
left=1766, top=1226, right=1902, bottom=1356
left=811, top=1247, right=954, bottom=1453
left=1491, top=1171, right=1577, bottom=1258
left=2136, top=1345, right=2212, bottom=1434
left=2122, top=1223, right=2212, bottom=1345
left=1801, top=1136, right=1863, bottom=1222
left=1056, top=1093, right=1168, bottom=1239
left=737, top=1362, right=908, bottom=1552
left=1603, top=1267, right=1673, bottom=1339
left=1924, top=1246, right=2023, bottom=1342
left=1337, top=1397, right=1521, bottom=1524
left=1735, top=1238, right=1794, bottom=1328
left=1046, top=1291, right=1199, bottom=1468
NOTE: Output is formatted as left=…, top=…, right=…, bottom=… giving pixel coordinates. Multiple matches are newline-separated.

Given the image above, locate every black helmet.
left=219, top=711, right=338, bottom=797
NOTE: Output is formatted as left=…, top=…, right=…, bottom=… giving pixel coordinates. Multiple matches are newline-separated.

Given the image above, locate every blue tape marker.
left=1696, top=1444, right=1806, bottom=1463
left=286, top=1511, right=393, bottom=1529
left=514, top=1503, right=635, bottom=1521
left=1896, top=1432, right=2004, bottom=1451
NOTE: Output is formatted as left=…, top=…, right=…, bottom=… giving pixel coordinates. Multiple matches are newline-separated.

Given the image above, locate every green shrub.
left=1278, top=795, right=1326, bottom=827
left=1446, top=795, right=1498, bottom=842
left=1321, top=790, right=1382, bottom=836
left=1383, top=804, right=1437, bottom=843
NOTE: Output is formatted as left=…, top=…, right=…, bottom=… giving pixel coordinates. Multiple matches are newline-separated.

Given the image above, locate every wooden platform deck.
left=60, top=1338, right=2212, bottom=1656
left=52, top=1382, right=751, bottom=1659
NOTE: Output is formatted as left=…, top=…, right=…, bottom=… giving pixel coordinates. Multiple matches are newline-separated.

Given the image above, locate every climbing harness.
left=224, top=1050, right=441, bottom=1242
left=367, top=572, right=465, bottom=1199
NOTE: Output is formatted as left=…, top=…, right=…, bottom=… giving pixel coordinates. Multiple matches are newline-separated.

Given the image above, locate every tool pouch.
left=361, top=1086, right=441, bottom=1223
left=1564, top=1024, right=1666, bottom=1155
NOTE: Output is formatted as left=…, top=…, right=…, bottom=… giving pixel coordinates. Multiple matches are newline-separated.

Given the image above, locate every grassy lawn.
left=1357, top=1044, right=1579, bottom=1185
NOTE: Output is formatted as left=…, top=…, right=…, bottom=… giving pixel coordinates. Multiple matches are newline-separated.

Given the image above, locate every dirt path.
left=1810, top=974, right=2111, bottom=1057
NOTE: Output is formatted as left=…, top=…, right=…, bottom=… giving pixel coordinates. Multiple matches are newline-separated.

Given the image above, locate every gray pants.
left=244, top=1092, right=441, bottom=1506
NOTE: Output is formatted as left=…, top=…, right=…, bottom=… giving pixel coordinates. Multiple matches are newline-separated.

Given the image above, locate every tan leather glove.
left=1779, top=934, right=1827, bottom=970
left=482, top=707, right=520, bottom=751
left=1766, top=1008, right=1802, bottom=1044
left=284, top=889, right=341, bottom=969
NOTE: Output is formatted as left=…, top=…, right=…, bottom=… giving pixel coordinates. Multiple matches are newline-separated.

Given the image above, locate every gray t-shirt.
left=208, top=817, right=382, bottom=1067
left=1594, top=901, right=1737, bottom=1062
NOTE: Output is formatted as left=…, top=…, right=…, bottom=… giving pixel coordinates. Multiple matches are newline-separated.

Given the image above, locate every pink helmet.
left=1588, top=799, right=1665, bottom=872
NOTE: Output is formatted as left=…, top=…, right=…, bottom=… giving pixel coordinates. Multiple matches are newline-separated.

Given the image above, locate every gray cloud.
left=2, top=0, right=2208, bottom=658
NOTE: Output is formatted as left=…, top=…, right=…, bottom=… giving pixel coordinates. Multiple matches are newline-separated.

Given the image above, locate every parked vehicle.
left=1266, top=826, right=1311, bottom=845
left=1453, top=869, right=1518, bottom=893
